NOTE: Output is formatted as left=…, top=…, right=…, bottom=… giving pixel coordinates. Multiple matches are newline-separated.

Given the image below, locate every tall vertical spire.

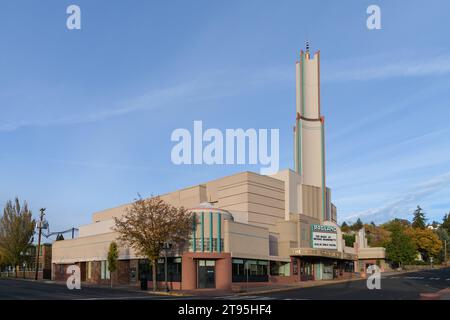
left=294, top=43, right=328, bottom=221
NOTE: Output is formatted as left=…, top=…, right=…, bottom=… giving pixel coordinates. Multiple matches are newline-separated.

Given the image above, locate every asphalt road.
left=236, top=267, right=450, bottom=300
left=0, top=267, right=449, bottom=300
left=0, top=278, right=172, bottom=300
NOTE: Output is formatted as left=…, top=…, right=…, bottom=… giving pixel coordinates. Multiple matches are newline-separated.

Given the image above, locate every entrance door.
left=300, top=260, right=314, bottom=281
left=197, top=260, right=215, bottom=288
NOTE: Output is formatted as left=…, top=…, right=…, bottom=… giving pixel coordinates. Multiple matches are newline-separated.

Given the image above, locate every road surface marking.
left=430, top=278, right=440, bottom=280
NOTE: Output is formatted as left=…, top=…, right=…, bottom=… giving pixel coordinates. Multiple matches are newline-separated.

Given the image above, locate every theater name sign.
left=310, top=224, right=338, bottom=250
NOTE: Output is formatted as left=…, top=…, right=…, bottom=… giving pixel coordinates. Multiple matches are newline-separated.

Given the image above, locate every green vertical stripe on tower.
left=192, top=212, right=196, bottom=252
left=297, top=118, right=302, bottom=174
left=321, top=122, right=326, bottom=221
left=201, top=211, right=205, bottom=252
left=217, top=213, right=222, bottom=253
left=209, top=211, right=213, bottom=252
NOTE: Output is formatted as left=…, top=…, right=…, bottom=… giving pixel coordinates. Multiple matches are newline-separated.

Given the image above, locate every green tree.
left=0, top=198, right=36, bottom=277
left=385, top=227, right=417, bottom=268
left=435, top=228, right=449, bottom=264
left=343, top=233, right=355, bottom=247
left=412, top=205, right=427, bottom=229
left=0, top=197, right=36, bottom=277
left=114, top=196, right=193, bottom=291
left=441, top=213, right=450, bottom=234
left=107, top=241, right=119, bottom=287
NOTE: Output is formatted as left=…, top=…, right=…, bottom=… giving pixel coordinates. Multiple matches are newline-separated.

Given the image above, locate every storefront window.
left=139, top=258, right=182, bottom=282
left=101, top=260, right=110, bottom=280
left=232, top=258, right=268, bottom=282
left=270, top=261, right=291, bottom=276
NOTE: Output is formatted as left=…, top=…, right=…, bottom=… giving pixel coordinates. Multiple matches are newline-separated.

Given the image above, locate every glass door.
left=197, top=260, right=216, bottom=288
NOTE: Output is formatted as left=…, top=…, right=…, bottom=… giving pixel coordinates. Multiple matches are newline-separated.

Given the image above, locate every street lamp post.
left=20, top=252, right=24, bottom=278
left=35, top=208, right=45, bottom=281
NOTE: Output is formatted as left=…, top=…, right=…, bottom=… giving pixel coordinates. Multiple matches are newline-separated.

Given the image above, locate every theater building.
left=52, top=46, right=385, bottom=290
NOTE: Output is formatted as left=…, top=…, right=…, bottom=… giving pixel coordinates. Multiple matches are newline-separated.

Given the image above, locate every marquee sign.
left=311, top=224, right=337, bottom=250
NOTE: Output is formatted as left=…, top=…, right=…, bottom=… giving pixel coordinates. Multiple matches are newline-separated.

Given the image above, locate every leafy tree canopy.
left=406, top=227, right=442, bottom=261
left=0, top=198, right=36, bottom=271
left=412, top=205, right=427, bottom=229
left=385, top=227, right=417, bottom=267
left=114, top=196, right=193, bottom=291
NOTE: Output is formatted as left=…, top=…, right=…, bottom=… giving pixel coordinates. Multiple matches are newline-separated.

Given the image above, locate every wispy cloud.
left=341, top=172, right=450, bottom=223
left=323, top=53, right=450, bottom=82
left=0, top=66, right=290, bottom=133
left=0, top=81, right=202, bottom=132
left=2, top=52, right=450, bottom=133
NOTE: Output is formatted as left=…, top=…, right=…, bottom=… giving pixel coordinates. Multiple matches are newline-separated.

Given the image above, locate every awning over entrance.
left=290, top=248, right=357, bottom=261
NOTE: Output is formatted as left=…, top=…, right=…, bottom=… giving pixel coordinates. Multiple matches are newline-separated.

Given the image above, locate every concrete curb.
left=234, top=277, right=363, bottom=296
left=145, top=291, right=192, bottom=297
left=419, top=288, right=450, bottom=300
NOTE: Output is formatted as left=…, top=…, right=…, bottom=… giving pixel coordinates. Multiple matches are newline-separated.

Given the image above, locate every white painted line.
left=429, top=278, right=440, bottom=280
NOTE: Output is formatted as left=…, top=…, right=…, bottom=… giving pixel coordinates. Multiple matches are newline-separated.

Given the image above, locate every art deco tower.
left=294, top=44, right=327, bottom=219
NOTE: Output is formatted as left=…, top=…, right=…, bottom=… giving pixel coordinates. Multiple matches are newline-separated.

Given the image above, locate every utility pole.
left=34, top=208, right=45, bottom=281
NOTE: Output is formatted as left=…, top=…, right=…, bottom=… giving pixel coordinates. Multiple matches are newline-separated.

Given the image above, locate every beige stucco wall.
left=270, top=169, right=302, bottom=220
left=90, top=171, right=285, bottom=233
left=52, top=232, right=138, bottom=264
left=358, top=247, right=386, bottom=260
left=224, top=220, right=269, bottom=260
left=79, top=219, right=115, bottom=237
left=275, top=220, right=298, bottom=258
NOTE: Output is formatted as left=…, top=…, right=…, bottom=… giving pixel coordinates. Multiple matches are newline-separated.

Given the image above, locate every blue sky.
left=1, top=1, right=450, bottom=235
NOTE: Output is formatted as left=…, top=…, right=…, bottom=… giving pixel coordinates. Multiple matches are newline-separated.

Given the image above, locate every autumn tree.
left=341, top=222, right=350, bottom=233
left=114, top=196, right=193, bottom=291
left=107, top=241, right=119, bottom=287
left=0, top=198, right=36, bottom=277
left=382, top=218, right=410, bottom=232
left=351, top=218, right=364, bottom=231
left=412, top=205, right=427, bottom=229
left=364, top=223, right=391, bottom=247
left=406, top=228, right=442, bottom=262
